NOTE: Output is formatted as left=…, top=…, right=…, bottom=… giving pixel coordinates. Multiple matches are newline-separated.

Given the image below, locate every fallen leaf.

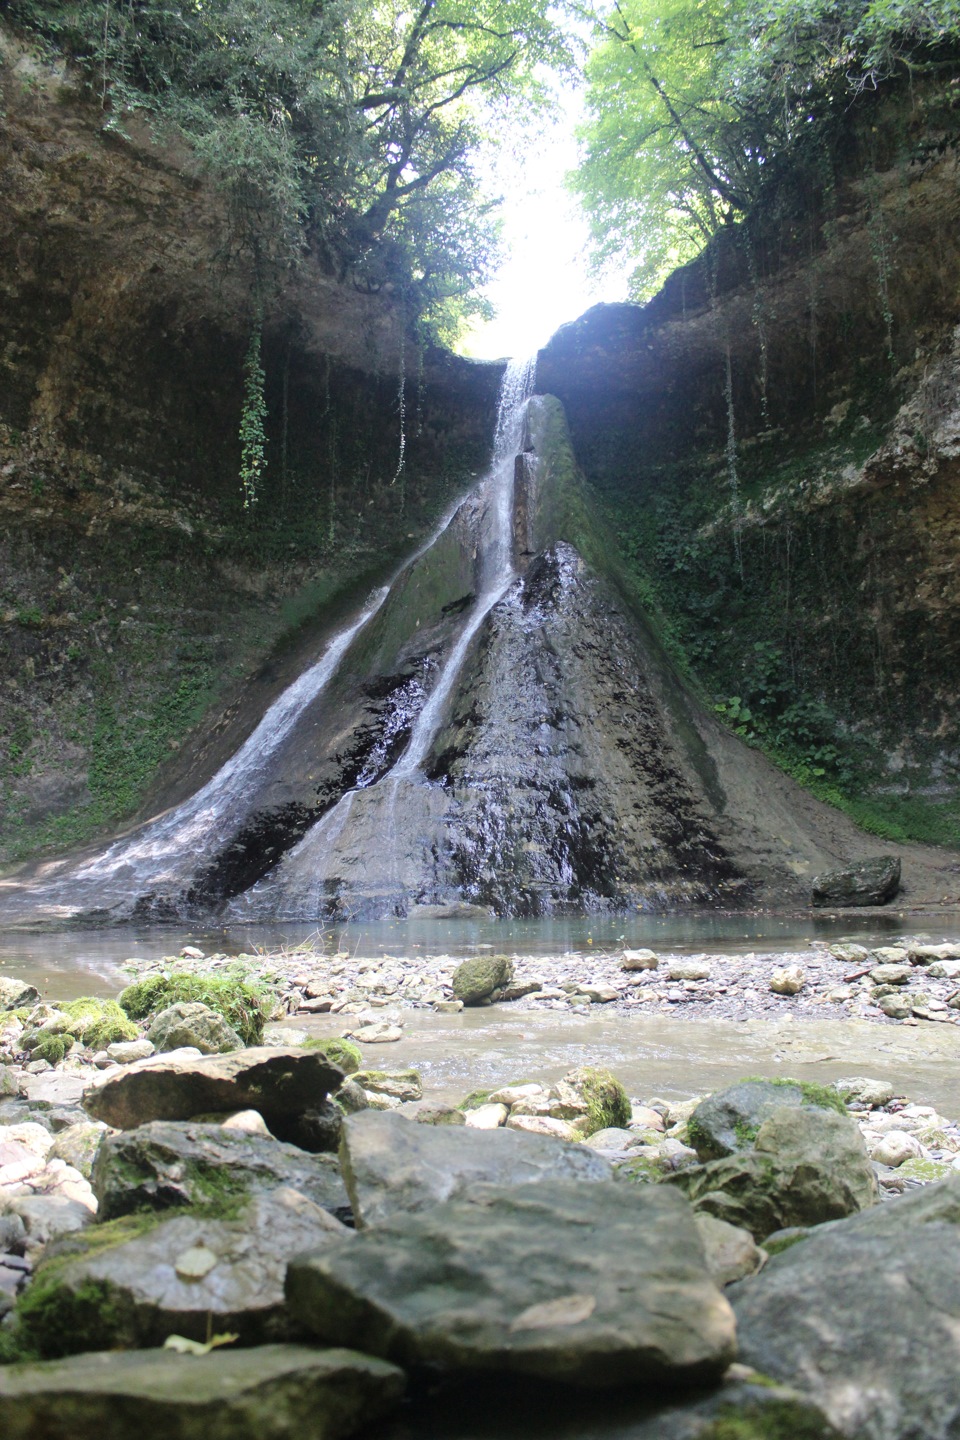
left=510, top=1294, right=597, bottom=1331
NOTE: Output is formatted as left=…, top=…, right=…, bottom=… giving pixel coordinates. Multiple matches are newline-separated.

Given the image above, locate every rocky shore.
left=1, top=941, right=960, bottom=1437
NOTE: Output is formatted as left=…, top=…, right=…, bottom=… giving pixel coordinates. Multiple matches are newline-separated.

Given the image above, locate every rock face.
left=811, top=857, right=902, bottom=908
left=677, top=1107, right=877, bottom=1240
left=82, top=1047, right=344, bottom=1149
left=734, top=1178, right=960, bottom=1440
left=339, top=1111, right=613, bottom=1228
left=92, top=1121, right=349, bottom=1220
left=18, top=1189, right=350, bottom=1354
left=0, top=1344, right=404, bottom=1440
left=287, top=1180, right=736, bottom=1388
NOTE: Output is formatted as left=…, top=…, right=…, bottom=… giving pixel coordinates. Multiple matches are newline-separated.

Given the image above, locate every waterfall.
left=235, top=355, right=537, bottom=918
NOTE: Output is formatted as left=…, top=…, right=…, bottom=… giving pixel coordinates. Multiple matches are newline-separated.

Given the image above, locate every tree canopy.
left=3, top=0, right=572, bottom=340
left=573, top=0, right=960, bottom=298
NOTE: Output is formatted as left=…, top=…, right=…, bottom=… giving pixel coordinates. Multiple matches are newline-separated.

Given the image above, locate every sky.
left=457, top=84, right=629, bottom=363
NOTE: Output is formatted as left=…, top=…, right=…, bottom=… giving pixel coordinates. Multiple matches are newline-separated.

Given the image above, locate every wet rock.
left=353, top=1069, right=422, bottom=1103
left=694, top=1214, right=765, bottom=1286
left=287, top=1180, right=735, bottom=1389
left=82, top=1046, right=344, bottom=1146
left=92, top=1120, right=349, bottom=1220
left=147, top=1002, right=243, bottom=1055
left=621, top=948, right=659, bottom=971
left=452, top=955, right=514, bottom=1005
left=677, top=1107, right=877, bottom=1241
left=733, top=1179, right=960, bottom=1439
left=769, top=965, right=805, bottom=995
left=18, top=1189, right=351, bottom=1355
left=342, top=1022, right=403, bottom=1044
left=0, top=1344, right=404, bottom=1440
left=811, top=855, right=901, bottom=907
left=339, top=1111, right=612, bottom=1228
left=687, top=1080, right=840, bottom=1161
left=0, top=978, right=41, bottom=1011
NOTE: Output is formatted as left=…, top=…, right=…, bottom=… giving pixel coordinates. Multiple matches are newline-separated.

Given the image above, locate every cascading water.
left=233, top=355, right=537, bottom=919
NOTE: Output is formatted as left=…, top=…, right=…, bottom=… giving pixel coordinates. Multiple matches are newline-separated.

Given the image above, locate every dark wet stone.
left=0, top=1344, right=404, bottom=1440
left=288, top=1180, right=736, bottom=1389
left=811, top=856, right=901, bottom=907
left=688, top=1080, right=831, bottom=1161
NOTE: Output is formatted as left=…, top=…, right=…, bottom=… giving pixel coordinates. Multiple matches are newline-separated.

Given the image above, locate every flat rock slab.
left=340, top=1111, right=612, bottom=1228
left=20, top=1073, right=89, bottom=1108
left=19, top=1188, right=351, bottom=1354
left=287, top=1180, right=735, bottom=1389
left=92, top=1120, right=349, bottom=1220
left=0, top=1344, right=403, bottom=1440
left=734, top=1183, right=960, bottom=1439
left=82, top=1047, right=344, bottom=1143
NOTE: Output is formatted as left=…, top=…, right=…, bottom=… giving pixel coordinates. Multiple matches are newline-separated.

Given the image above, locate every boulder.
left=734, top=1179, right=960, bottom=1439
left=677, top=1107, right=877, bottom=1241
left=769, top=966, right=805, bottom=995
left=621, top=948, right=659, bottom=971
left=92, top=1120, right=350, bottom=1220
left=0, top=978, right=41, bottom=1011
left=687, top=1080, right=844, bottom=1161
left=811, top=856, right=901, bottom=907
left=694, top=1214, right=765, bottom=1286
left=17, top=1189, right=351, bottom=1356
left=339, top=1111, right=612, bottom=1228
left=451, top=955, right=514, bottom=1005
left=287, top=1181, right=736, bottom=1389
left=353, top=1069, right=422, bottom=1103
left=0, top=1344, right=403, bottom=1440
left=146, top=1003, right=243, bottom=1055
left=82, top=1046, right=344, bottom=1149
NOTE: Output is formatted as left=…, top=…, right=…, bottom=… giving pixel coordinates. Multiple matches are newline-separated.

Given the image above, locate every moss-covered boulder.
left=563, top=1066, right=631, bottom=1135
left=118, top=973, right=268, bottom=1046
left=451, top=955, right=514, bottom=1005
left=0, top=977, right=40, bottom=1011
left=305, top=1038, right=362, bottom=1074
left=687, top=1079, right=847, bottom=1161
left=146, top=1002, right=243, bottom=1055
left=15, top=1190, right=351, bottom=1357
left=0, top=1345, right=405, bottom=1440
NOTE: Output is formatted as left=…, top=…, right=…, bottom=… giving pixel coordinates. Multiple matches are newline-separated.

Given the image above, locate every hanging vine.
left=238, top=322, right=268, bottom=511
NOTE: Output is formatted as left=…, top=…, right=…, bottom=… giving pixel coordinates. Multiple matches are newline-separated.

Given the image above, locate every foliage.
left=117, top=969, right=269, bottom=1044
left=3, top=0, right=572, bottom=336
left=239, top=325, right=268, bottom=509
left=574, top=0, right=960, bottom=294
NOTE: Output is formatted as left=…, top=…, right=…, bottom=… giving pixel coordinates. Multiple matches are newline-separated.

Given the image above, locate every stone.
left=339, top=1111, right=612, bottom=1228
left=584, top=1126, right=640, bottom=1152
left=832, top=1077, right=896, bottom=1108
left=147, top=1002, right=244, bottom=1055
left=869, top=1130, right=923, bottom=1167
left=451, top=955, right=514, bottom=1005
left=287, top=1180, right=735, bottom=1389
left=869, top=963, right=911, bottom=985
left=18, top=1189, right=351, bottom=1356
left=505, top=1114, right=580, bottom=1141
left=621, top=948, right=659, bottom=970
left=811, top=855, right=901, bottom=906
left=488, top=1084, right=545, bottom=1106
left=0, top=977, right=41, bottom=1010
left=630, top=1105, right=667, bottom=1132
left=5, top=1195, right=95, bottom=1249
left=687, top=1080, right=839, bottom=1161
left=464, top=1103, right=509, bottom=1130
left=734, top=1179, right=960, bottom=1440
left=91, top=1120, right=350, bottom=1220
left=106, top=1040, right=155, bottom=1064
left=393, top=1100, right=465, bottom=1126
left=878, top=993, right=912, bottom=1019
left=667, top=961, right=712, bottom=981
left=49, top=1121, right=108, bottom=1179
left=908, top=942, right=960, bottom=965
left=678, top=1107, right=877, bottom=1241
left=769, top=966, right=805, bottom=995
left=82, top=1046, right=344, bottom=1147
left=827, top=943, right=870, bottom=964
left=694, top=1213, right=765, bottom=1286
left=433, top=999, right=464, bottom=1014
left=221, top=1109, right=272, bottom=1135
left=353, top=1068, right=422, bottom=1102
left=342, top=1022, right=402, bottom=1044
left=20, top=1072, right=89, bottom=1107
left=0, top=1344, right=403, bottom=1440
left=575, top=983, right=619, bottom=1003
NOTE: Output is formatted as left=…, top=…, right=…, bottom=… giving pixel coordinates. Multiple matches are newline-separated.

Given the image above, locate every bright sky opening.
left=458, top=83, right=628, bottom=364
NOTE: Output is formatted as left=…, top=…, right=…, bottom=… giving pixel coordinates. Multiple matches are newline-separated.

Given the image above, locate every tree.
left=573, top=0, right=960, bottom=297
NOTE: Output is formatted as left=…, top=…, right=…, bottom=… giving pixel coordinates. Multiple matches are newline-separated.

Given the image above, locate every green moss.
left=742, top=1077, right=848, bottom=1116
left=29, top=1033, right=70, bottom=1065
left=763, top=1230, right=811, bottom=1256
left=897, top=1156, right=952, bottom=1183
left=0, top=1323, right=41, bottom=1365
left=566, top=1066, right=631, bottom=1136
left=700, top=1398, right=841, bottom=1438
left=302, top=1037, right=361, bottom=1072
left=458, top=1089, right=494, bottom=1112
left=61, top=997, right=138, bottom=1048
left=117, top=971, right=267, bottom=1045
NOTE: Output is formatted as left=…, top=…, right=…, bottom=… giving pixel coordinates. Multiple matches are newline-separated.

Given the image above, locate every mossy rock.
left=303, top=1037, right=361, bottom=1073
left=451, top=955, right=513, bottom=1005
left=896, top=1156, right=953, bottom=1184
left=28, top=1032, right=72, bottom=1065
left=688, top=1079, right=847, bottom=1162
left=565, top=1066, right=631, bottom=1135
left=62, top=998, right=139, bottom=1049
left=117, top=973, right=267, bottom=1046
